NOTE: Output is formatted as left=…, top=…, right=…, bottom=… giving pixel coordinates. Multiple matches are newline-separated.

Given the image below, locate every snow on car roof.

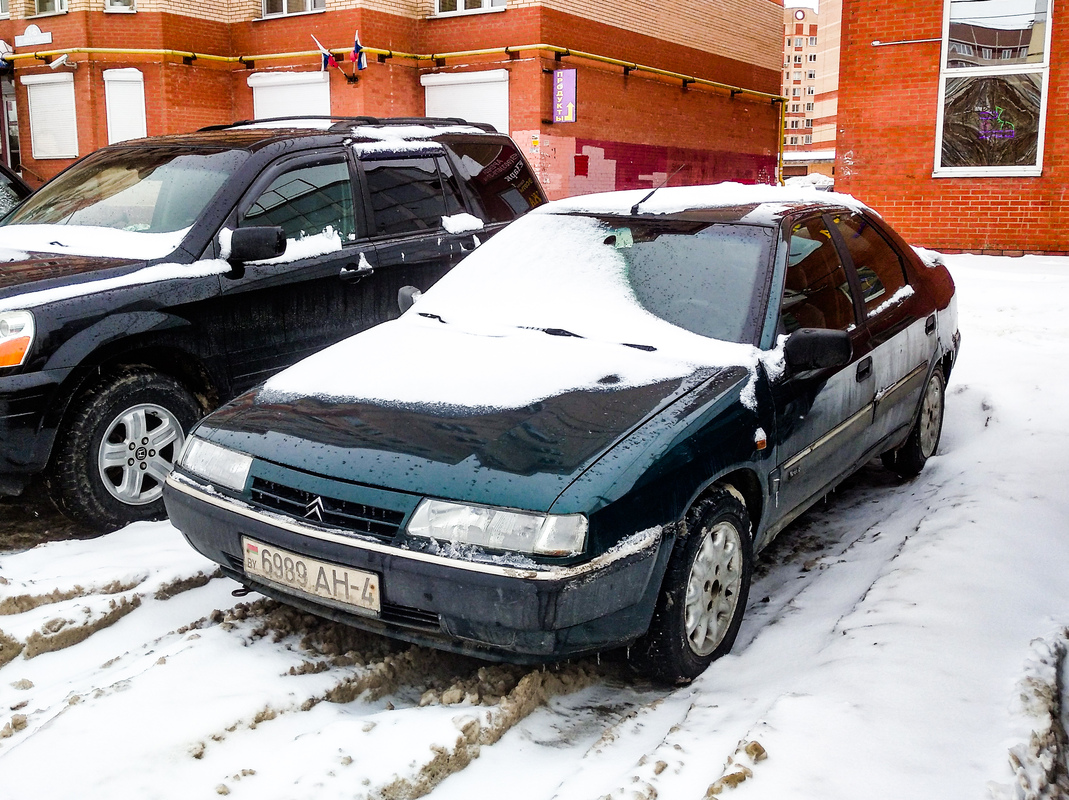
left=540, top=182, right=869, bottom=218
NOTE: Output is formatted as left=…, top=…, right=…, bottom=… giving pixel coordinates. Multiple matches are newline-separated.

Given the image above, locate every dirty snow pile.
left=2, top=252, right=1069, bottom=800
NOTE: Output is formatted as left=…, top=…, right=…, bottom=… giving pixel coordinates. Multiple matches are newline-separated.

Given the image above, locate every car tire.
left=881, top=365, right=945, bottom=479
left=631, top=486, right=753, bottom=685
left=46, top=368, right=202, bottom=532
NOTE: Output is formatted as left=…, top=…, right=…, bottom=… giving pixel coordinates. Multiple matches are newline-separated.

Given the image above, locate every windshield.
left=609, top=220, right=773, bottom=344
left=4, top=146, right=250, bottom=233
left=420, top=212, right=773, bottom=347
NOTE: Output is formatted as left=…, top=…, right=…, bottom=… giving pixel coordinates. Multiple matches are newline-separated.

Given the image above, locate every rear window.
left=4, top=146, right=250, bottom=233
left=442, top=140, right=545, bottom=223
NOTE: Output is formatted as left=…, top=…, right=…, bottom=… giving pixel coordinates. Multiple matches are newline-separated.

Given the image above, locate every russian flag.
left=311, top=35, right=338, bottom=70
left=350, top=30, right=368, bottom=70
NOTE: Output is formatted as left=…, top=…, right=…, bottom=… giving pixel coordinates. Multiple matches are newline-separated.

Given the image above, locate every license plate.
left=242, top=537, right=380, bottom=615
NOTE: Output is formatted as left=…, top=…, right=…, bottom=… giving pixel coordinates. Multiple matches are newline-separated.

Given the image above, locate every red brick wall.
left=835, top=0, right=1068, bottom=254
left=5, top=4, right=781, bottom=194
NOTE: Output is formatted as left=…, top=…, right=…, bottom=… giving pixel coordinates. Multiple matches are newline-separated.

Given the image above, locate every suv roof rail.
left=197, top=116, right=498, bottom=134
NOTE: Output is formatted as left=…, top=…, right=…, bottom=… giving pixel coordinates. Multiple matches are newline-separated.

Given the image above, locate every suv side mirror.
left=398, top=285, right=422, bottom=314
left=784, top=328, right=852, bottom=374
left=229, top=226, right=286, bottom=263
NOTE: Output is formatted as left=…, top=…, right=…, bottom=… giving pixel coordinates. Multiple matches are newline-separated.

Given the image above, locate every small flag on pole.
left=351, top=30, right=368, bottom=71
left=311, top=35, right=339, bottom=71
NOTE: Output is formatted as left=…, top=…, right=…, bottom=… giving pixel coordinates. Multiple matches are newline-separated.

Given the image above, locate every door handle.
left=925, top=314, right=937, bottom=335
left=339, top=252, right=375, bottom=282
left=856, top=356, right=872, bottom=382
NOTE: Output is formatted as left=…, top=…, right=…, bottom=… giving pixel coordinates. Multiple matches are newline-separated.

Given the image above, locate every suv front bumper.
left=0, top=369, right=65, bottom=493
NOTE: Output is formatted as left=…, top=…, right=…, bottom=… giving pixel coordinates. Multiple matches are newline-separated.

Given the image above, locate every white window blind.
left=22, top=72, right=78, bottom=159
left=420, top=69, right=509, bottom=135
left=247, top=71, right=330, bottom=119
left=104, top=68, right=146, bottom=143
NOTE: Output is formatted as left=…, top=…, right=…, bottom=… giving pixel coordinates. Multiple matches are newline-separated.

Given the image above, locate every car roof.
left=542, top=183, right=869, bottom=226
left=99, top=116, right=502, bottom=154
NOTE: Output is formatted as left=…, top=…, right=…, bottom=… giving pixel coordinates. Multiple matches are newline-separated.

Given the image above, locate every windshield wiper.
left=523, top=326, right=657, bottom=352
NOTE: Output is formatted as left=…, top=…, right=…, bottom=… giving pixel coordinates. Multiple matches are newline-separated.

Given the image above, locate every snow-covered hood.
left=200, top=327, right=733, bottom=511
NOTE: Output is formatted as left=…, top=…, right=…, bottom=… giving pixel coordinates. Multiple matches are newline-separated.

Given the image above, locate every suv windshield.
left=4, top=146, right=250, bottom=233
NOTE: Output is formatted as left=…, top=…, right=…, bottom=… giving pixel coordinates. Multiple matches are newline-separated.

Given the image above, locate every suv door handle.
left=856, top=356, right=872, bottom=382
left=339, top=252, right=375, bottom=282
left=925, top=314, right=937, bottom=335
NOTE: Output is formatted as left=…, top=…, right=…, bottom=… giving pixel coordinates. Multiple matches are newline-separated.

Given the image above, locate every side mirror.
left=398, top=285, right=422, bottom=314
left=229, top=226, right=286, bottom=263
left=784, top=328, right=852, bottom=374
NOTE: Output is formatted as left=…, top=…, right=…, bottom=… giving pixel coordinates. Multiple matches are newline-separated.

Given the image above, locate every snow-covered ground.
left=1, top=252, right=1067, bottom=800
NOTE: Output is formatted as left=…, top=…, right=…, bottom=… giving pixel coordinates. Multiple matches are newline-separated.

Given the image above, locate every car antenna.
left=630, top=164, right=687, bottom=215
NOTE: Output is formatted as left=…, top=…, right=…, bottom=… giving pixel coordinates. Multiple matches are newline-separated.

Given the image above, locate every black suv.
left=0, top=117, right=544, bottom=530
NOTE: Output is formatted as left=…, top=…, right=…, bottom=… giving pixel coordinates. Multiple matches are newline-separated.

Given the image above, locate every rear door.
left=829, top=211, right=933, bottom=453
left=358, top=153, right=472, bottom=298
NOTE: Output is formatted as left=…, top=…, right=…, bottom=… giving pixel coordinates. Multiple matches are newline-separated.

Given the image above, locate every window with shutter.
left=22, top=72, right=78, bottom=159
left=104, top=69, right=146, bottom=144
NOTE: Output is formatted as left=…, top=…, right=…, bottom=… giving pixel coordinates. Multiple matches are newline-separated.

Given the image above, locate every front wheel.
left=882, top=366, right=945, bottom=479
left=47, top=369, right=202, bottom=531
left=630, top=486, right=753, bottom=684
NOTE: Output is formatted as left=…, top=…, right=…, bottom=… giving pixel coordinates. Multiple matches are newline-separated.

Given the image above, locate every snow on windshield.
left=262, top=213, right=762, bottom=410
left=0, top=224, right=190, bottom=260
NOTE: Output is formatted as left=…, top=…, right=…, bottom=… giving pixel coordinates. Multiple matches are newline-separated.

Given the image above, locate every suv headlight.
left=177, top=436, right=253, bottom=492
left=407, top=498, right=587, bottom=557
left=0, top=310, right=35, bottom=367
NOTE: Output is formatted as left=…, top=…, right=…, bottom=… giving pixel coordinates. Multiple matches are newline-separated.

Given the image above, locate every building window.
left=793, top=71, right=801, bottom=80
left=807, top=70, right=816, bottom=79
left=794, top=37, right=803, bottom=47
left=804, top=134, right=812, bottom=144
left=805, top=119, right=813, bottom=128
left=421, top=69, right=509, bottom=135
left=808, top=36, right=817, bottom=46
left=793, top=55, right=803, bottom=64
left=791, top=103, right=800, bottom=112
left=262, top=0, right=323, bottom=17
left=806, top=102, right=814, bottom=111
left=806, top=86, right=816, bottom=95
left=34, top=0, right=66, bottom=13
left=104, top=0, right=134, bottom=11
left=792, top=87, right=801, bottom=97
left=103, top=69, right=146, bottom=143
left=790, top=120, right=800, bottom=129
left=790, top=136, right=799, bottom=145
left=248, top=71, right=330, bottom=117
left=434, top=0, right=505, bottom=14
left=935, top=0, right=1051, bottom=176
left=22, top=72, right=78, bottom=158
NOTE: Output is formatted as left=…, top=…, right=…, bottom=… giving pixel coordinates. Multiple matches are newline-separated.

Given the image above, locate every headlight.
left=0, top=310, right=35, bottom=367
left=177, top=436, right=253, bottom=492
left=407, top=498, right=587, bottom=557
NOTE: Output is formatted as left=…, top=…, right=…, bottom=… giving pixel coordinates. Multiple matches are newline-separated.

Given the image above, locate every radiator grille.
left=249, top=477, right=404, bottom=539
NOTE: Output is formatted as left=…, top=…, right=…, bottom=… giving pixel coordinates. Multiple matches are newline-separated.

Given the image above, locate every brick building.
left=836, top=0, right=1066, bottom=254
left=0, top=0, right=786, bottom=197
left=780, top=1, right=839, bottom=178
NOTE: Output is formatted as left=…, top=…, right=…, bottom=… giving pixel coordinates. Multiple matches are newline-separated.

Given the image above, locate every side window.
left=782, top=216, right=857, bottom=333
left=441, top=140, right=545, bottom=223
left=363, top=157, right=460, bottom=236
left=832, top=213, right=909, bottom=317
left=241, top=160, right=357, bottom=244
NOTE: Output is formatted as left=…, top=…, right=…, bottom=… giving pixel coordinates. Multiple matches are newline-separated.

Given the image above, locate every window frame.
left=933, top=0, right=1053, bottom=178
left=432, top=0, right=506, bottom=17
left=33, top=0, right=66, bottom=14
left=260, top=0, right=324, bottom=20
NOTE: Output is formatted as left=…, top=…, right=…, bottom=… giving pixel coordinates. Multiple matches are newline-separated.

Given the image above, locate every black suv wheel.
left=46, top=369, right=202, bottom=531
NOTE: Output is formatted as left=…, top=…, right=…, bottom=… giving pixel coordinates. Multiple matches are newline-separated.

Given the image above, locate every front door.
left=771, top=213, right=875, bottom=518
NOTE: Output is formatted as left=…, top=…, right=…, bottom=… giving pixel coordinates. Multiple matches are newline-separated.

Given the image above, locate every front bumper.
left=0, top=369, right=66, bottom=493
left=163, top=473, right=667, bottom=662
